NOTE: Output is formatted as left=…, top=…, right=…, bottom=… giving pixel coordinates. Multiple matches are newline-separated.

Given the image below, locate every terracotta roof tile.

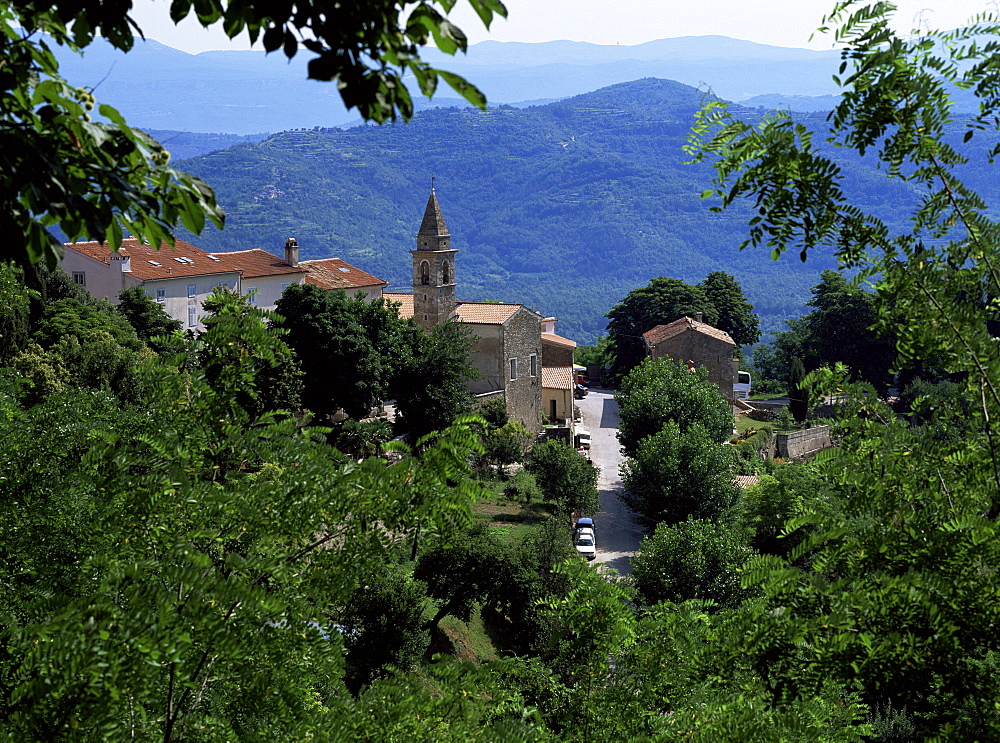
left=301, top=258, right=387, bottom=291
left=207, top=249, right=308, bottom=279
left=643, top=316, right=735, bottom=347
left=541, top=366, right=574, bottom=390
left=65, top=239, right=239, bottom=282
left=454, top=302, right=521, bottom=324
left=542, top=332, right=577, bottom=349
left=384, top=292, right=414, bottom=319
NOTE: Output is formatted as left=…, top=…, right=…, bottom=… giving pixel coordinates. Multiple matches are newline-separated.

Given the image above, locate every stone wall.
left=775, top=425, right=832, bottom=458
left=466, top=324, right=503, bottom=395
left=503, top=307, right=543, bottom=433
left=651, top=330, right=737, bottom=402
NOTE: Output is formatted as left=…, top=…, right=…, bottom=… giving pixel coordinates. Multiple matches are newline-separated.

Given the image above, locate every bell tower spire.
left=412, top=184, right=457, bottom=330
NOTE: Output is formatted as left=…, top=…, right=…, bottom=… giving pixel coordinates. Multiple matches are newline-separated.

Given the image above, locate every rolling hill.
left=175, top=77, right=931, bottom=343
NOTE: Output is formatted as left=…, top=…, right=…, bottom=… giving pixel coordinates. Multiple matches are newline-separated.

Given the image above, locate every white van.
left=734, top=371, right=752, bottom=400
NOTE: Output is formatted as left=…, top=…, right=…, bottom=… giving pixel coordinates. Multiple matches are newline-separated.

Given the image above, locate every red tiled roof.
left=541, top=366, right=574, bottom=390
left=454, top=302, right=521, bottom=324
left=643, top=316, right=735, bottom=347
left=384, top=292, right=414, bottom=318
left=301, top=258, right=387, bottom=291
left=542, top=332, right=577, bottom=349
left=66, top=239, right=239, bottom=282
left=207, top=249, right=308, bottom=279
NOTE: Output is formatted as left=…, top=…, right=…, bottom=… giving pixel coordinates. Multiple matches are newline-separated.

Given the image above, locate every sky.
left=130, top=0, right=993, bottom=55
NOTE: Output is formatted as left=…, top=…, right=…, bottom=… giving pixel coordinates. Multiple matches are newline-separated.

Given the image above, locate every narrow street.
left=576, top=387, right=647, bottom=574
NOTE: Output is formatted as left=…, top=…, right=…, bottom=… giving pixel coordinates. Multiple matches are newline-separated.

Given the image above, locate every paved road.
left=576, top=388, right=647, bottom=574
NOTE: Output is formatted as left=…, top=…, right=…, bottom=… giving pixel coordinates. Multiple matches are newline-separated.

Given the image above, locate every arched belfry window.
left=420, top=261, right=430, bottom=285
left=442, top=261, right=451, bottom=285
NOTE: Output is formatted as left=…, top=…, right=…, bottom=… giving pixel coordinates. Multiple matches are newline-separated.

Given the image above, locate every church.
left=386, top=188, right=578, bottom=434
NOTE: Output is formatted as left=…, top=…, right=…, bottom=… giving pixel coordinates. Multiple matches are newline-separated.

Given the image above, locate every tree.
left=0, top=301, right=489, bottom=738
left=616, top=358, right=733, bottom=458
left=605, top=277, right=716, bottom=381
left=620, top=422, right=739, bottom=524
left=698, top=271, right=761, bottom=347
left=199, top=288, right=303, bottom=417
left=773, top=270, right=896, bottom=394
left=33, top=298, right=143, bottom=351
left=116, top=285, right=182, bottom=352
left=787, top=355, right=808, bottom=423
left=0, top=262, right=30, bottom=361
left=687, top=4, right=1000, bottom=736
left=275, top=284, right=403, bottom=419
left=337, top=563, right=429, bottom=693
left=393, top=319, right=478, bottom=439
left=631, top=518, right=757, bottom=610
left=414, top=521, right=516, bottom=632
left=525, top=439, right=600, bottom=515
left=2, top=0, right=504, bottom=267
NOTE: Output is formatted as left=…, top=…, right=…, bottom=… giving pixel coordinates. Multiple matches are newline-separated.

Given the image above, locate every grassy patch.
left=735, top=416, right=773, bottom=437
left=471, top=476, right=556, bottom=542
left=437, top=607, right=498, bottom=664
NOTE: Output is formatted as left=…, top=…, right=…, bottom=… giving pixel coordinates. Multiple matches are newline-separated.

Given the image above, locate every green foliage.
left=33, top=297, right=143, bottom=351
left=0, top=297, right=488, bottom=737
left=573, top=335, right=612, bottom=370
left=620, top=422, right=739, bottom=525
left=0, top=262, right=30, bottom=361
left=482, top=420, right=532, bottom=475
left=788, top=356, right=809, bottom=423
left=698, top=270, right=762, bottom=347
left=337, top=563, right=429, bottom=693
left=606, top=276, right=717, bottom=380
left=116, top=285, right=183, bottom=352
left=525, top=439, right=600, bottom=515
left=503, top=469, right=543, bottom=504
left=478, top=395, right=509, bottom=428
left=631, top=518, right=757, bottom=610
left=737, top=463, right=836, bottom=558
left=415, top=521, right=516, bottom=632
left=394, top=319, right=478, bottom=440
left=333, top=418, right=395, bottom=459
left=276, top=284, right=403, bottom=419
left=617, top=357, right=734, bottom=457
left=200, top=288, right=303, bottom=417
left=687, top=5, right=1000, bottom=737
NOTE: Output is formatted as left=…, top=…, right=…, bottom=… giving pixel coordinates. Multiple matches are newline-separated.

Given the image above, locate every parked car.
left=575, top=517, right=594, bottom=532
left=574, top=527, right=596, bottom=560
left=574, top=383, right=589, bottom=399
left=575, top=429, right=591, bottom=450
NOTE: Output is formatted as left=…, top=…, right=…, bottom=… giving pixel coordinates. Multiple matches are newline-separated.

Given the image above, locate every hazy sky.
left=130, top=0, right=992, bottom=54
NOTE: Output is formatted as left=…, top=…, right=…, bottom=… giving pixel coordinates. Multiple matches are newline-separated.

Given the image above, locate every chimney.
left=695, top=312, right=703, bottom=323
left=284, top=237, right=299, bottom=267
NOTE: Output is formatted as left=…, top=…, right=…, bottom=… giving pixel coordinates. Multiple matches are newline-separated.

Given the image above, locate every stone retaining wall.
left=775, top=425, right=832, bottom=459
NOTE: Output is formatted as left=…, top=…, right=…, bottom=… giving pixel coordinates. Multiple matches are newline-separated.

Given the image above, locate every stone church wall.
left=503, top=308, right=543, bottom=432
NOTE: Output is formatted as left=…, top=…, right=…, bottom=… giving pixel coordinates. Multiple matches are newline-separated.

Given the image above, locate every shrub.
left=631, top=518, right=757, bottom=610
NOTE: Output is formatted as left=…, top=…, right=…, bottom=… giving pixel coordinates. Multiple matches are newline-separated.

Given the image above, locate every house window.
left=72, top=271, right=86, bottom=286
left=188, top=306, right=197, bottom=327
left=217, top=281, right=228, bottom=289
left=246, top=287, right=257, bottom=305
left=530, top=353, right=537, bottom=377
left=420, top=261, right=430, bottom=285
left=156, top=288, right=165, bottom=303
left=187, top=284, right=196, bottom=298
left=509, top=358, right=517, bottom=381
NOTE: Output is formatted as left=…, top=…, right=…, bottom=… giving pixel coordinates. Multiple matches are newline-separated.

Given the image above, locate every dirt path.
left=576, top=388, right=647, bottom=574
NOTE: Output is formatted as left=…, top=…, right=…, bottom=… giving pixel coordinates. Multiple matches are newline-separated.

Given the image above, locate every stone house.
left=642, top=314, right=738, bottom=402
left=385, top=188, right=546, bottom=432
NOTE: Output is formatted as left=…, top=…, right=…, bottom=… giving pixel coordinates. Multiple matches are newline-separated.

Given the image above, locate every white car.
left=576, top=429, right=592, bottom=450
left=574, top=527, right=596, bottom=560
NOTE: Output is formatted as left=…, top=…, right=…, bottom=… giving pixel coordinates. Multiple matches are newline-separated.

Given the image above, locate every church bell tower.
left=411, top=186, right=458, bottom=330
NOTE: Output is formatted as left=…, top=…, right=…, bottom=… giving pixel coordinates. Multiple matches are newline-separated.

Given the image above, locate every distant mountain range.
left=56, top=35, right=846, bottom=135
left=172, top=77, right=950, bottom=344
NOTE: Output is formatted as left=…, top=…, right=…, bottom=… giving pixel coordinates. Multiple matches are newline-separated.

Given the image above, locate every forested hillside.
left=177, top=78, right=998, bottom=343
